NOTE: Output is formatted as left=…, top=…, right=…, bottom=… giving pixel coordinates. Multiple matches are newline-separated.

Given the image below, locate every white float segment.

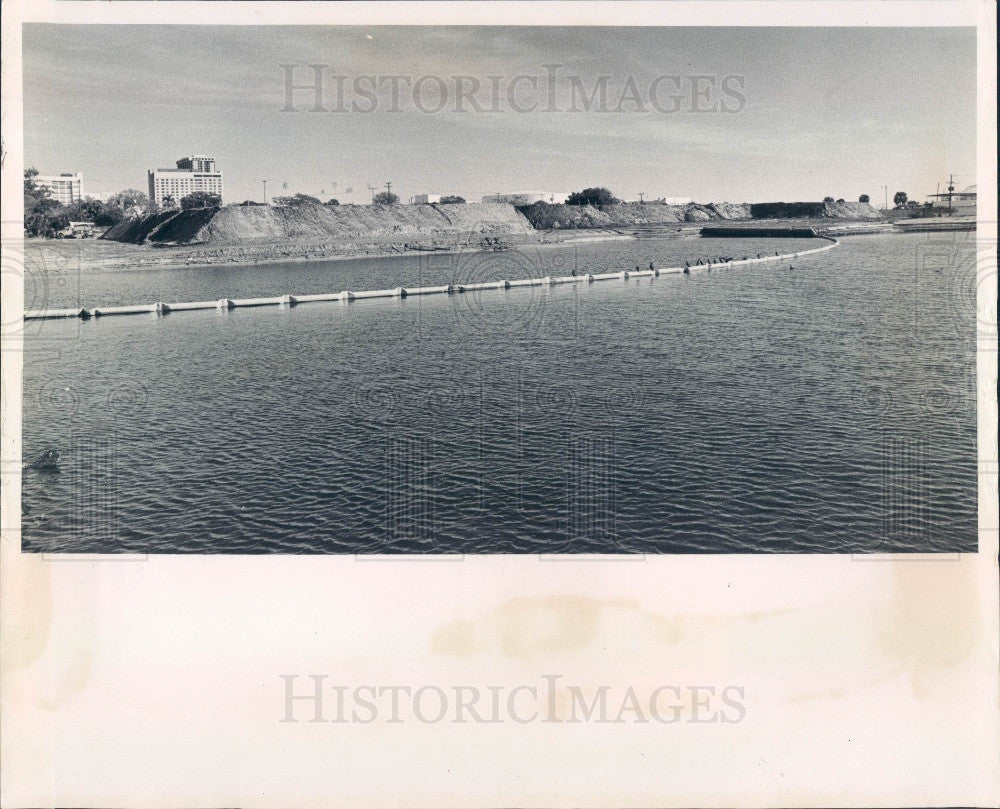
left=90, top=305, right=155, bottom=317
left=231, top=297, right=282, bottom=308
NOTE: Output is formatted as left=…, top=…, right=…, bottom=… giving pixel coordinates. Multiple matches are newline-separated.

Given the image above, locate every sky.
left=21, top=25, right=977, bottom=205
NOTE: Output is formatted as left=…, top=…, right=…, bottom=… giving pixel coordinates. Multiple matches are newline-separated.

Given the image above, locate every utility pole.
left=262, top=180, right=267, bottom=205
left=385, top=181, right=393, bottom=202
left=367, top=185, right=377, bottom=204
left=637, top=192, right=644, bottom=204
left=883, top=184, right=888, bottom=212
left=947, top=173, right=955, bottom=215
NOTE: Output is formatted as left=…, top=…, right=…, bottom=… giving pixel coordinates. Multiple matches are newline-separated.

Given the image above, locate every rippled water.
left=21, top=232, right=978, bottom=553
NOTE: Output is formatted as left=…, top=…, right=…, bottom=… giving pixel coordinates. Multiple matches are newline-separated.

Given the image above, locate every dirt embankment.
left=96, top=200, right=885, bottom=266
left=102, top=203, right=536, bottom=246
left=820, top=201, right=883, bottom=219
left=749, top=201, right=882, bottom=220
left=517, top=201, right=753, bottom=229
left=519, top=200, right=881, bottom=230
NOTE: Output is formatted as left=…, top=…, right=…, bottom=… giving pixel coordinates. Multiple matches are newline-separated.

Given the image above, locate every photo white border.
left=2, top=2, right=997, bottom=807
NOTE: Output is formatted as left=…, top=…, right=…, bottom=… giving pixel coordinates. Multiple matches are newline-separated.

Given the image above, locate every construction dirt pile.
left=100, top=210, right=197, bottom=243
left=820, top=200, right=883, bottom=219
left=749, top=201, right=883, bottom=220
left=102, top=202, right=536, bottom=246
left=518, top=200, right=881, bottom=230
left=708, top=202, right=753, bottom=219
left=101, top=200, right=885, bottom=253
left=517, top=201, right=756, bottom=229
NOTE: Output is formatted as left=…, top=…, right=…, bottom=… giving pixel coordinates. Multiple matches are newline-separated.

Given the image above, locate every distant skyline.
left=23, top=25, right=977, bottom=205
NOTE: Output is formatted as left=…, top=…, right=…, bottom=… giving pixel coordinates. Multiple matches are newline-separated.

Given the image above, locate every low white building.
left=413, top=194, right=441, bottom=204
left=926, top=184, right=976, bottom=216
left=35, top=173, right=83, bottom=205
left=622, top=195, right=692, bottom=205
left=481, top=192, right=571, bottom=205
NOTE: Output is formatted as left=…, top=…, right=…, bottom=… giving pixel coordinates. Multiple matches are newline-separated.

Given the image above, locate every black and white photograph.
left=12, top=23, right=987, bottom=555
left=1, top=2, right=997, bottom=808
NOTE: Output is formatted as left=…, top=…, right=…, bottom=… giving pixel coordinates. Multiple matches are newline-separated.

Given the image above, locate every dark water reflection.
left=21, top=233, right=978, bottom=553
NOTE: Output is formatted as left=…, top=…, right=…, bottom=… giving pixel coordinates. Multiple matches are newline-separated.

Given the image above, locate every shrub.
left=181, top=191, right=222, bottom=210
left=271, top=193, right=321, bottom=206
left=567, top=187, right=619, bottom=206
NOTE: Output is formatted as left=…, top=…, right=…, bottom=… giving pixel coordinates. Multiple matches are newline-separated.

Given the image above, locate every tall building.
left=35, top=173, right=83, bottom=205
left=175, top=156, right=216, bottom=173
left=147, top=156, right=223, bottom=209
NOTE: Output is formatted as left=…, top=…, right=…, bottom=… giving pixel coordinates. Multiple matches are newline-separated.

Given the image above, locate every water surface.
left=21, top=233, right=978, bottom=553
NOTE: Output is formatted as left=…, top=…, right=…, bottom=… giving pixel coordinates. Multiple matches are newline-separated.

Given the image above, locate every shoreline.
left=24, top=237, right=840, bottom=321
left=22, top=217, right=904, bottom=274
left=24, top=229, right=642, bottom=274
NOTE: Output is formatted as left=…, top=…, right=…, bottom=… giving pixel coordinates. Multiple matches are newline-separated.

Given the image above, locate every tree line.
left=23, top=169, right=224, bottom=237
left=24, top=169, right=147, bottom=236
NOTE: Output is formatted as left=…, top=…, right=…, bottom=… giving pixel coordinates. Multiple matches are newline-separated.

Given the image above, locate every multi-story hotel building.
left=35, top=173, right=83, bottom=205
left=147, top=156, right=223, bottom=209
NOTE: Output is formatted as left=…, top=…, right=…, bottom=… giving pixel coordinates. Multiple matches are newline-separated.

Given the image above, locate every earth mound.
left=102, top=203, right=536, bottom=246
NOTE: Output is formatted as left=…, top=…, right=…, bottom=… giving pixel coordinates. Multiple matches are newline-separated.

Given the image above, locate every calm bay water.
left=21, top=233, right=978, bottom=553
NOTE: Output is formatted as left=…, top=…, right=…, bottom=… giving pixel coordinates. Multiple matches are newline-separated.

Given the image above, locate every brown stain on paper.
left=874, top=557, right=986, bottom=697
left=0, top=554, right=54, bottom=670
left=435, top=564, right=991, bottom=706
left=431, top=593, right=790, bottom=661
left=787, top=557, right=988, bottom=704
left=432, top=594, right=619, bottom=660
left=1, top=552, right=95, bottom=711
